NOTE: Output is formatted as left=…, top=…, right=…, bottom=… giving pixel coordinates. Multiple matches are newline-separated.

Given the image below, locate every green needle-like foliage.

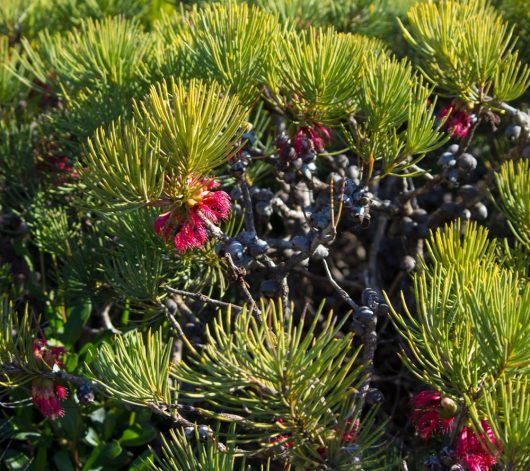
left=173, top=301, right=384, bottom=468
left=83, top=118, right=166, bottom=211
left=135, top=78, right=249, bottom=178
left=495, top=159, right=530, bottom=248
left=154, top=9, right=194, bottom=82
left=198, top=0, right=392, bottom=34
left=88, top=328, right=174, bottom=407
left=0, top=0, right=48, bottom=38
left=0, top=113, right=36, bottom=207
left=465, top=267, right=530, bottom=375
left=14, top=16, right=160, bottom=143
left=387, top=221, right=530, bottom=398
left=184, top=2, right=279, bottom=106
left=323, top=0, right=389, bottom=34
left=496, top=0, right=530, bottom=63
left=344, top=54, right=448, bottom=178
left=148, top=425, right=246, bottom=471
left=469, top=376, right=530, bottom=469
left=82, top=78, right=248, bottom=212
left=1, top=0, right=149, bottom=38
left=101, top=208, right=229, bottom=308
left=28, top=194, right=81, bottom=259
left=254, top=0, right=320, bottom=25
left=388, top=219, right=530, bottom=466
left=59, top=229, right=108, bottom=304
left=0, top=299, right=33, bottom=387
left=423, top=220, right=497, bottom=271
left=267, top=27, right=367, bottom=126
left=18, top=16, right=155, bottom=93
left=195, top=0, right=321, bottom=26
left=400, top=0, right=530, bottom=106
left=0, top=299, right=55, bottom=388
left=51, top=0, right=150, bottom=26
left=102, top=208, right=182, bottom=305
left=0, top=35, right=27, bottom=106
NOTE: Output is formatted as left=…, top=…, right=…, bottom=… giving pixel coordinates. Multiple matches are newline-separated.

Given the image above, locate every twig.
left=100, top=302, right=121, bottom=334
left=0, top=398, right=32, bottom=408
left=167, top=403, right=258, bottom=429
left=239, top=177, right=257, bottom=235
left=367, top=215, right=388, bottom=291
left=293, top=267, right=363, bottom=291
left=322, top=258, right=359, bottom=311
left=224, top=253, right=262, bottom=323
left=271, top=196, right=307, bottom=225
left=163, top=286, right=243, bottom=313
left=147, top=402, right=195, bottom=428
left=199, top=215, right=231, bottom=243
left=174, top=296, right=200, bottom=324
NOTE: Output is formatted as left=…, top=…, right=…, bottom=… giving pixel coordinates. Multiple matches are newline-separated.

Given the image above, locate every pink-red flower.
left=456, top=421, right=498, bottom=471
left=32, top=379, right=67, bottom=420
left=294, top=125, right=332, bottom=155
left=39, top=155, right=79, bottom=182
left=32, top=339, right=68, bottom=420
left=411, top=390, right=457, bottom=440
left=33, top=339, right=66, bottom=367
left=270, top=418, right=295, bottom=450
left=153, top=177, right=231, bottom=252
left=271, top=417, right=360, bottom=470
left=340, top=418, right=359, bottom=444
left=438, top=105, right=471, bottom=139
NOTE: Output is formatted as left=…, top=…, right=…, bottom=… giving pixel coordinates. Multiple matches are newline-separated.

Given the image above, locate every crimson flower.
left=47, top=155, right=79, bottom=178
left=340, top=418, right=359, bottom=444
left=32, top=339, right=68, bottom=420
left=32, top=379, right=67, bottom=420
left=316, top=418, right=359, bottom=458
left=294, top=125, right=332, bottom=155
left=411, top=390, right=457, bottom=440
left=438, top=105, right=471, bottom=139
left=456, top=421, right=498, bottom=471
left=33, top=339, right=66, bottom=367
left=153, top=177, right=231, bottom=252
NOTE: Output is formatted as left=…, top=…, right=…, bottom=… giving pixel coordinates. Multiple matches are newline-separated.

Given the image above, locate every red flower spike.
left=153, top=178, right=231, bottom=253
left=46, top=155, right=79, bottom=179
left=438, top=105, right=472, bottom=139
left=270, top=419, right=295, bottom=448
left=411, top=390, right=456, bottom=440
left=294, top=125, right=332, bottom=155
left=174, top=211, right=209, bottom=252
left=33, top=339, right=47, bottom=359
left=31, top=340, right=68, bottom=419
left=33, top=339, right=66, bottom=367
left=456, top=421, right=498, bottom=471
left=55, top=384, right=68, bottom=400
left=32, top=378, right=67, bottom=420
left=341, top=418, right=359, bottom=444
left=154, top=211, right=177, bottom=240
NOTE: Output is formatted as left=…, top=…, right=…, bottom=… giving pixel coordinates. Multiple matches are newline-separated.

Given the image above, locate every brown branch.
left=322, top=258, right=359, bottom=310
left=224, top=253, right=262, bottom=323
left=163, top=286, right=243, bottom=313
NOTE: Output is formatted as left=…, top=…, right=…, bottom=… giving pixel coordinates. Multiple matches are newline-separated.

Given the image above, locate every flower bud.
left=438, top=397, right=458, bottom=419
